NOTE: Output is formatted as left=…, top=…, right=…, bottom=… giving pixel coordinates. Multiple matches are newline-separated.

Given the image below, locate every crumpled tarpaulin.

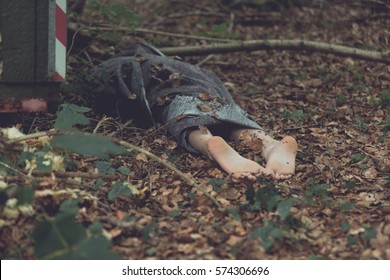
left=90, top=43, right=262, bottom=153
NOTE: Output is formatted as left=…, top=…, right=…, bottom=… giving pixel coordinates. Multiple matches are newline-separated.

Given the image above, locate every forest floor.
left=1, top=0, right=389, bottom=259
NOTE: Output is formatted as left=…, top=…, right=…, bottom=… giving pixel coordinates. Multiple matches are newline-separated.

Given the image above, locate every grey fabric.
left=91, top=43, right=262, bottom=153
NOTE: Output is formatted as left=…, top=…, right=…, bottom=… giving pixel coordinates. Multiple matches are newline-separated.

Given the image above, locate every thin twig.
left=5, top=130, right=59, bottom=145
left=93, top=115, right=111, bottom=134
left=0, top=161, right=28, bottom=177
left=32, top=170, right=120, bottom=181
left=160, top=39, right=390, bottom=64
left=196, top=54, right=215, bottom=67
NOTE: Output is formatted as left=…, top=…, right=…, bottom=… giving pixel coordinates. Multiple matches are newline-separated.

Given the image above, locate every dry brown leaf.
left=136, top=153, right=148, bottom=162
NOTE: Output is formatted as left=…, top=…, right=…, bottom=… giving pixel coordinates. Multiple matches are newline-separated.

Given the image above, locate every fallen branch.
left=160, top=39, right=390, bottom=64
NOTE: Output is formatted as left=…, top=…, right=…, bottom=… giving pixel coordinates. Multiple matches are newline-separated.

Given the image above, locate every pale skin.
left=188, top=127, right=298, bottom=180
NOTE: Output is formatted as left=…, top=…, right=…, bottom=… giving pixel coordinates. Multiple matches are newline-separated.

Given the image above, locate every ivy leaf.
left=32, top=200, right=86, bottom=259
left=32, top=200, right=120, bottom=260
left=34, top=151, right=53, bottom=171
left=350, top=153, right=366, bottom=164
left=309, top=184, right=329, bottom=198
left=341, top=221, right=351, bottom=233
left=228, top=207, right=241, bottom=221
left=277, top=198, right=294, bottom=221
left=54, top=103, right=91, bottom=131
left=361, top=228, right=377, bottom=240
left=60, top=222, right=121, bottom=260
left=168, top=210, right=181, bottom=218
left=0, top=155, right=13, bottom=176
left=108, top=182, right=132, bottom=201
left=252, top=220, right=283, bottom=250
left=255, top=184, right=281, bottom=211
left=51, top=133, right=128, bottom=159
left=380, top=91, right=390, bottom=107
left=95, top=161, right=116, bottom=175
left=339, top=201, right=354, bottom=211
left=142, top=220, right=156, bottom=240
left=207, top=178, right=225, bottom=186
left=17, top=151, right=33, bottom=168
left=16, top=186, right=35, bottom=205
left=93, top=178, right=105, bottom=190
left=117, top=166, right=131, bottom=176
left=245, top=184, right=256, bottom=205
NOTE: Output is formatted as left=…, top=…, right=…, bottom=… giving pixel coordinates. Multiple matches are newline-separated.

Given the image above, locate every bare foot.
left=206, top=136, right=273, bottom=180
left=263, top=136, right=298, bottom=180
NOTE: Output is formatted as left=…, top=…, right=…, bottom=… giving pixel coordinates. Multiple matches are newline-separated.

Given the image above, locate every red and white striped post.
left=53, top=0, right=67, bottom=81
left=0, top=0, right=67, bottom=113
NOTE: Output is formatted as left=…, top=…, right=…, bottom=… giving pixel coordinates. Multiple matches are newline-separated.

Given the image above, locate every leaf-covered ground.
left=1, top=0, right=389, bottom=259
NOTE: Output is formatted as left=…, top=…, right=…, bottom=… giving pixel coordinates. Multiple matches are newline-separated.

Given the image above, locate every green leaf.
left=54, top=103, right=91, bottom=131
left=336, top=95, right=347, bottom=106
left=0, top=156, right=12, bottom=176
left=252, top=221, right=283, bottom=250
left=62, top=234, right=121, bottom=260
left=117, top=166, right=131, bottom=176
left=95, top=161, right=116, bottom=175
left=145, top=247, right=157, bottom=256
left=361, top=228, right=377, bottom=240
left=16, top=186, right=35, bottom=205
left=34, top=151, right=53, bottom=171
left=168, top=210, right=181, bottom=218
left=0, top=191, right=9, bottom=206
left=17, top=151, right=33, bottom=167
left=277, top=198, right=294, bottom=221
left=32, top=201, right=120, bottom=259
left=347, top=235, right=357, bottom=245
left=255, top=184, right=281, bottom=211
left=309, top=184, right=329, bottom=198
left=245, top=184, right=256, bottom=205
left=32, top=200, right=86, bottom=259
left=350, top=153, right=366, bottom=164
left=228, top=207, right=241, bottom=221
left=283, top=109, right=307, bottom=123
left=339, top=201, right=354, bottom=211
left=51, top=133, right=128, bottom=159
left=380, top=91, right=390, bottom=107
left=93, top=178, right=105, bottom=190
left=207, top=178, right=225, bottom=186
left=108, top=182, right=132, bottom=201
left=341, top=221, right=351, bottom=233
left=343, top=180, right=357, bottom=190
left=142, top=220, right=156, bottom=240
left=187, top=192, right=196, bottom=200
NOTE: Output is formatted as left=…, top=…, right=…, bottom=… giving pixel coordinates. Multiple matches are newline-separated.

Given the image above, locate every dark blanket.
left=91, top=43, right=262, bottom=153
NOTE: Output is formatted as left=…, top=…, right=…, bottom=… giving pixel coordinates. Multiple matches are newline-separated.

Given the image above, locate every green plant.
left=32, top=200, right=120, bottom=259
left=380, top=91, right=390, bottom=107
left=89, top=0, right=138, bottom=27
left=282, top=109, right=307, bottom=123
left=252, top=220, right=283, bottom=250
left=302, top=183, right=333, bottom=206
left=0, top=103, right=141, bottom=259
left=335, top=95, right=347, bottom=106
left=246, top=181, right=296, bottom=221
